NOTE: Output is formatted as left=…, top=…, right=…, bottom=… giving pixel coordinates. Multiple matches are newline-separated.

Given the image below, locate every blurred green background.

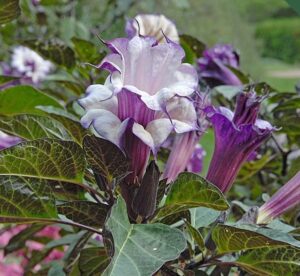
left=1, top=0, right=300, bottom=92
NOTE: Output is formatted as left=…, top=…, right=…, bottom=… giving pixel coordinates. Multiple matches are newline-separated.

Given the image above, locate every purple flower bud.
left=125, top=14, right=179, bottom=43
left=187, top=144, right=206, bottom=174
left=257, top=171, right=300, bottom=224
left=198, top=44, right=242, bottom=87
left=0, top=131, right=21, bottom=150
left=79, top=36, right=198, bottom=184
left=206, top=90, right=274, bottom=193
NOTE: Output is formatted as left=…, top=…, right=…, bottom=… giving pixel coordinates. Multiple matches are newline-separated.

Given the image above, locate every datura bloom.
left=198, top=44, right=241, bottom=87
left=11, top=46, right=53, bottom=84
left=206, top=90, right=274, bottom=193
left=79, top=36, right=198, bottom=183
left=257, top=171, right=300, bottom=225
left=126, top=14, right=179, bottom=43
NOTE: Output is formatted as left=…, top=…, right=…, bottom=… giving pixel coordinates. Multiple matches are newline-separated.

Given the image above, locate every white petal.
left=146, top=118, right=173, bottom=149
left=79, top=84, right=118, bottom=114
left=81, top=109, right=121, bottom=146
left=132, top=123, right=154, bottom=150
left=255, top=119, right=273, bottom=130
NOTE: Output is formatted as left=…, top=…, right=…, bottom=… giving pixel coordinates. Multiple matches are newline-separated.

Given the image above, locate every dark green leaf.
left=156, top=179, right=167, bottom=207
left=0, top=86, right=61, bottom=116
left=79, top=247, right=110, bottom=276
left=0, top=138, right=86, bottom=184
left=184, top=220, right=205, bottom=251
left=155, top=173, right=229, bottom=221
left=57, top=201, right=110, bottom=228
left=24, top=39, right=76, bottom=68
left=104, top=197, right=186, bottom=276
left=0, top=114, right=70, bottom=140
left=4, top=224, right=45, bottom=255
left=0, top=175, right=58, bottom=222
left=71, top=37, right=104, bottom=63
left=212, top=224, right=300, bottom=254
left=180, top=34, right=206, bottom=58
left=235, top=246, right=300, bottom=276
left=83, top=135, right=129, bottom=183
left=0, top=0, right=20, bottom=24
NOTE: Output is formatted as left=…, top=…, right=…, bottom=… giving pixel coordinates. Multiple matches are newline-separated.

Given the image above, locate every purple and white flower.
left=10, top=46, right=53, bottom=84
left=126, top=14, right=179, bottom=43
left=79, top=36, right=198, bottom=183
left=187, top=144, right=206, bottom=174
left=257, top=171, right=300, bottom=224
left=205, top=90, right=274, bottom=193
left=198, top=44, right=241, bottom=87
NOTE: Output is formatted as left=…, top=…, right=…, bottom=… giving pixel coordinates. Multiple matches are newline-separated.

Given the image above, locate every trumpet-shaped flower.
left=198, top=44, right=241, bottom=87
left=79, top=36, right=198, bottom=183
left=257, top=171, right=300, bottom=224
left=0, top=131, right=21, bottom=150
left=126, top=14, right=179, bottom=43
left=206, top=90, right=274, bottom=193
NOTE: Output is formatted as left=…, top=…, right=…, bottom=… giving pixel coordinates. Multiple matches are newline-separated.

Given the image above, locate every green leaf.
left=155, top=173, right=229, bottom=220
left=0, top=0, right=20, bottom=24
left=235, top=246, right=300, bottom=276
left=57, top=201, right=110, bottom=228
left=103, top=197, right=186, bottom=276
left=83, top=135, right=129, bottom=183
left=0, top=86, right=61, bottom=116
left=184, top=220, right=205, bottom=251
left=0, top=138, right=86, bottom=184
left=212, top=224, right=300, bottom=254
left=4, top=224, right=45, bottom=255
left=190, top=207, right=220, bottom=229
left=0, top=114, right=70, bottom=140
left=24, top=39, right=76, bottom=68
left=0, top=175, right=58, bottom=222
left=71, top=37, right=104, bottom=63
left=214, top=85, right=241, bottom=100
left=180, top=34, right=206, bottom=59
left=79, top=247, right=110, bottom=276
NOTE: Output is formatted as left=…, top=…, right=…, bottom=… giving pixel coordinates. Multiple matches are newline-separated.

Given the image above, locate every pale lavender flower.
left=126, top=14, right=179, bottom=43
left=257, top=171, right=300, bottom=224
left=198, top=44, right=241, bottom=87
left=0, top=131, right=21, bottom=150
left=205, top=90, right=274, bottom=193
left=79, top=36, right=198, bottom=183
left=11, top=46, right=53, bottom=84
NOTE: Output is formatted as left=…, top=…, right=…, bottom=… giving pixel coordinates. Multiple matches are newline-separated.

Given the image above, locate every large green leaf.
left=83, top=135, right=129, bottom=183
left=235, top=246, right=300, bottom=276
left=0, top=138, right=86, bottom=184
left=190, top=207, right=220, bottom=229
left=155, top=173, right=229, bottom=220
left=57, top=201, right=110, bottom=228
left=0, top=0, right=20, bottom=24
left=0, top=175, right=58, bottom=222
left=0, top=114, right=70, bottom=140
left=103, top=197, right=186, bottom=276
left=24, top=39, right=76, bottom=68
left=79, top=247, right=110, bottom=276
left=36, top=106, right=87, bottom=144
left=212, top=224, right=300, bottom=254
left=0, top=86, right=61, bottom=116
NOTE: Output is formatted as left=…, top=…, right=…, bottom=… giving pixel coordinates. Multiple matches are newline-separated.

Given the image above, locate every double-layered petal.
left=206, top=91, right=274, bottom=193
left=257, top=171, right=300, bottom=224
left=198, top=44, right=241, bottom=87
left=80, top=36, right=198, bottom=183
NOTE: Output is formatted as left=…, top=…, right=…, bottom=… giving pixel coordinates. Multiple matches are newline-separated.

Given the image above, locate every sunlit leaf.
left=0, top=86, right=61, bottom=116
left=103, top=197, right=186, bottom=276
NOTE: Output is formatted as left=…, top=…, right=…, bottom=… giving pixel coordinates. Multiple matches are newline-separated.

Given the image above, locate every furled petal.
left=81, top=109, right=122, bottom=146
left=99, top=53, right=122, bottom=73
left=132, top=123, right=154, bottom=150
left=78, top=84, right=118, bottom=114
